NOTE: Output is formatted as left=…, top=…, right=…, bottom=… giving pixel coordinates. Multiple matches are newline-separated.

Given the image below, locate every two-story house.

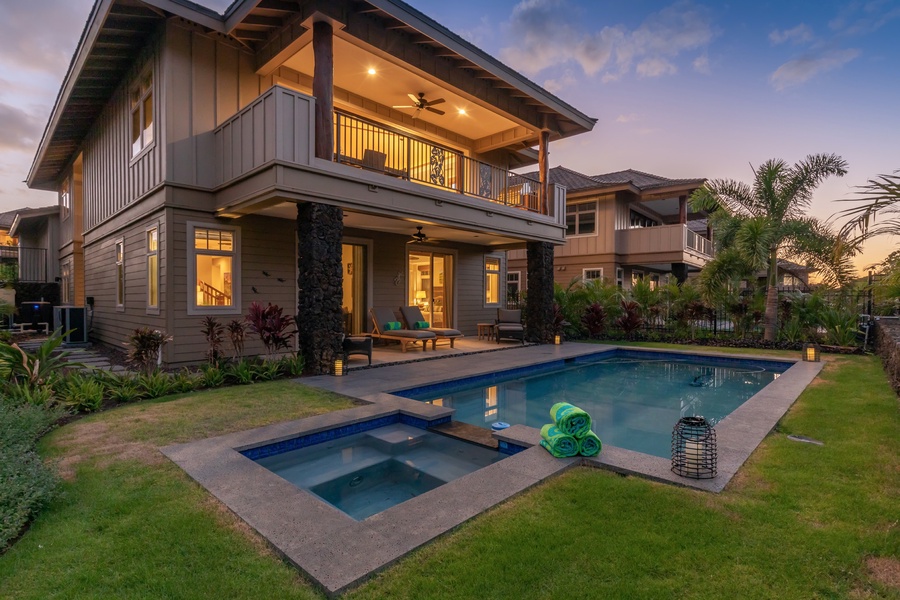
left=507, top=166, right=711, bottom=296
left=27, top=0, right=595, bottom=372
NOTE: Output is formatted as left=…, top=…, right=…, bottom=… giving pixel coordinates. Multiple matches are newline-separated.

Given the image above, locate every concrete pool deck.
left=162, top=343, right=823, bottom=596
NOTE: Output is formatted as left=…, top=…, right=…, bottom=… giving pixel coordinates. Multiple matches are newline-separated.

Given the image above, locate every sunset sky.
left=1, top=0, right=897, bottom=271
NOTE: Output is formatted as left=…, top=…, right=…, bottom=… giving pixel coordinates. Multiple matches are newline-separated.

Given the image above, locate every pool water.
left=254, top=424, right=504, bottom=520
left=399, top=351, right=789, bottom=458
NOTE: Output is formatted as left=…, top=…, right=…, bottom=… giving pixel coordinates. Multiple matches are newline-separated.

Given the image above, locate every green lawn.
left=1, top=350, right=898, bottom=599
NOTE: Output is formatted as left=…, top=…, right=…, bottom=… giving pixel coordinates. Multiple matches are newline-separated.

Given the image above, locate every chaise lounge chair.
left=399, top=305, right=464, bottom=348
left=369, top=307, right=437, bottom=352
left=495, top=308, right=525, bottom=344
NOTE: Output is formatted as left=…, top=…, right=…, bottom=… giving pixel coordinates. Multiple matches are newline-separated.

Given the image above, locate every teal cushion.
left=414, top=321, right=430, bottom=329
left=384, top=321, right=402, bottom=331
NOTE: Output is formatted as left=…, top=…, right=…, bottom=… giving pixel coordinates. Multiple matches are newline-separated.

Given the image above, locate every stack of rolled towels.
left=540, top=402, right=602, bottom=458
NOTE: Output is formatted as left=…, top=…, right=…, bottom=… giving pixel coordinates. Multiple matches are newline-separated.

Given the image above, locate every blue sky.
left=0, top=0, right=897, bottom=270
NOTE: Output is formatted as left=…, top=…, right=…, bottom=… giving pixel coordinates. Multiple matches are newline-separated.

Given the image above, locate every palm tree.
left=691, top=153, right=848, bottom=341
left=840, top=170, right=900, bottom=239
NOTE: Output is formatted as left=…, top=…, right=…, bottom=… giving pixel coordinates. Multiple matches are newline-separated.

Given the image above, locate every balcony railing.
left=685, top=227, right=713, bottom=257
left=334, top=111, right=543, bottom=214
left=614, top=224, right=713, bottom=263
left=16, top=247, right=48, bottom=283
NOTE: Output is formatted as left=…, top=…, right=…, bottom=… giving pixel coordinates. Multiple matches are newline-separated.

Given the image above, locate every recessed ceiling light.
left=367, top=68, right=377, bottom=75
left=458, top=108, right=467, bottom=115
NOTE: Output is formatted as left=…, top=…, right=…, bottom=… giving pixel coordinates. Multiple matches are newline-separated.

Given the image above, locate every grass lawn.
left=1, top=349, right=898, bottom=599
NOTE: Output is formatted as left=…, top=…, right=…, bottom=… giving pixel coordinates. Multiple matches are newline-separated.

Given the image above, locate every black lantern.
left=802, top=342, right=821, bottom=362
left=671, top=416, right=717, bottom=479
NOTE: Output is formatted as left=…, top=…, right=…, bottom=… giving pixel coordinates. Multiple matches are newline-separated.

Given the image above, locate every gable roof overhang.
left=9, top=206, right=60, bottom=238
left=29, top=0, right=596, bottom=192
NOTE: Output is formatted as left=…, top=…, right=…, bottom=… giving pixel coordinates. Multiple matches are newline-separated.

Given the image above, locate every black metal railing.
left=333, top=111, right=542, bottom=213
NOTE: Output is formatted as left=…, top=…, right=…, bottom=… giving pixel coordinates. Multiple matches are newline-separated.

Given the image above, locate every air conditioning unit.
left=53, top=306, right=89, bottom=345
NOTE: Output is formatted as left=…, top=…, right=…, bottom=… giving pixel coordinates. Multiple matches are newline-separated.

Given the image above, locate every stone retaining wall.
left=874, top=318, right=900, bottom=395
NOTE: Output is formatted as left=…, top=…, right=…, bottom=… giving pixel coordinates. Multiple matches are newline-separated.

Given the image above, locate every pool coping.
left=162, top=343, right=823, bottom=595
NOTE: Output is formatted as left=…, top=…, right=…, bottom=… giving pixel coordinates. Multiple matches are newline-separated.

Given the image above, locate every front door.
left=408, top=251, right=453, bottom=327
left=341, top=243, right=367, bottom=334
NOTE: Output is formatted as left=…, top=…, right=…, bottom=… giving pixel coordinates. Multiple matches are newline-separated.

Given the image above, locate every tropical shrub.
left=200, top=316, right=224, bottom=365
left=171, top=368, right=201, bottom=393
left=126, top=328, right=172, bottom=374
left=246, top=302, right=295, bottom=359
left=615, top=301, right=644, bottom=337
left=227, top=319, right=246, bottom=360
left=223, top=359, right=257, bottom=385
left=581, top=303, right=607, bottom=338
left=820, top=307, right=859, bottom=347
left=102, top=372, right=144, bottom=404
left=1, top=381, right=56, bottom=407
left=0, top=329, right=80, bottom=387
left=56, top=372, right=105, bottom=413
left=254, top=359, right=282, bottom=382
left=138, top=370, right=175, bottom=399
left=199, top=364, right=226, bottom=389
left=278, top=354, right=306, bottom=378
left=779, top=317, right=806, bottom=344
left=0, top=401, right=64, bottom=551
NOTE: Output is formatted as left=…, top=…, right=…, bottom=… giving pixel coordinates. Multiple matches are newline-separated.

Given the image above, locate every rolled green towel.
left=578, top=431, right=602, bottom=457
left=540, top=424, right=579, bottom=458
left=550, top=402, right=592, bottom=438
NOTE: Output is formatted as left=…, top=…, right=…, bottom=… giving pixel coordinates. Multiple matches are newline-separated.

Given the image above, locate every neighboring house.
left=27, top=0, right=595, bottom=369
left=756, top=260, right=816, bottom=292
left=507, top=166, right=710, bottom=296
left=8, top=207, right=61, bottom=286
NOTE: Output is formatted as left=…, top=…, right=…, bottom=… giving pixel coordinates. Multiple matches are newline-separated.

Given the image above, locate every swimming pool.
left=253, top=423, right=504, bottom=520
left=397, top=349, right=791, bottom=458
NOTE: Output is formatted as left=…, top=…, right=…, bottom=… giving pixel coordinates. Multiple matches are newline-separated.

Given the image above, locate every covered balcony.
left=615, top=223, right=713, bottom=269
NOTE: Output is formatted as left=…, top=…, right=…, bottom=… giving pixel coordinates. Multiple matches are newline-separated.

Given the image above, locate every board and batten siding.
left=84, top=210, right=167, bottom=352
left=164, top=21, right=261, bottom=189
left=82, top=36, right=165, bottom=232
left=168, top=210, right=296, bottom=365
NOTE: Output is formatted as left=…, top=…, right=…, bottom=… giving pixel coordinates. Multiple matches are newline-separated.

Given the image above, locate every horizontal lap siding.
left=169, top=210, right=296, bottom=365
left=84, top=211, right=167, bottom=354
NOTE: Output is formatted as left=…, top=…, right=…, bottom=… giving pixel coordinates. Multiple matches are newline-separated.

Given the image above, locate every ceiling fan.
left=409, top=226, right=428, bottom=243
left=393, top=92, right=446, bottom=116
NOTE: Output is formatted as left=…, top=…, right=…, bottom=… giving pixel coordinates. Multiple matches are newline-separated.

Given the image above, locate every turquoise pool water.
left=398, top=350, right=790, bottom=458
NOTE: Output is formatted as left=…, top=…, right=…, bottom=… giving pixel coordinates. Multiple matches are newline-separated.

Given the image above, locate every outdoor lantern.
left=802, top=342, right=821, bottom=362
left=333, top=358, right=344, bottom=377
left=671, top=416, right=717, bottom=479
left=554, top=334, right=562, bottom=345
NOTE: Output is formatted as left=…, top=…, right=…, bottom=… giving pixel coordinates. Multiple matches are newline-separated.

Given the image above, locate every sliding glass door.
left=408, top=251, right=453, bottom=327
left=341, top=243, right=367, bottom=334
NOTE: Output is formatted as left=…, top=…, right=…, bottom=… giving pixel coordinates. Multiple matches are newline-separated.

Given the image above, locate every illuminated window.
left=507, top=271, right=521, bottom=303
left=484, top=386, right=498, bottom=422
left=189, top=223, right=239, bottom=314
left=115, top=239, right=125, bottom=309
left=583, top=268, right=603, bottom=283
left=60, top=177, right=70, bottom=219
left=147, top=227, right=159, bottom=310
left=60, top=260, right=71, bottom=304
left=484, top=256, right=501, bottom=306
left=631, top=270, right=644, bottom=287
left=566, top=201, right=596, bottom=236
left=131, top=71, right=153, bottom=156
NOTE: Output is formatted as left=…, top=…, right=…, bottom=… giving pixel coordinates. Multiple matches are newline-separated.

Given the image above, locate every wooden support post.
left=678, top=194, right=687, bottom=225
left=313, top=20, right=334, bottom=161
left=539, top=129, right=550, bottom=214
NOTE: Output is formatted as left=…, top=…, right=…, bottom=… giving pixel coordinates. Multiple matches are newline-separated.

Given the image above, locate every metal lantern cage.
left=671, top=416, right=717, bottom=479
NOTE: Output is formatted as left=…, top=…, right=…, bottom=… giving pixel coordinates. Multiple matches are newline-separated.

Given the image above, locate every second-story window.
left=60, top=177, right=70, bottom=219
left=566, top=201, right=596, bottom=236
left=131, top=72, right=153, bottom=156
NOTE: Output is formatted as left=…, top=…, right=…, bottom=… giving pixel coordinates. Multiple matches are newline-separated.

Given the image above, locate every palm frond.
left=837, top=171, right=900, bottom=238
left=781, top=153, right=848, bottom=217
left=691, top=179, right=757, bottom=217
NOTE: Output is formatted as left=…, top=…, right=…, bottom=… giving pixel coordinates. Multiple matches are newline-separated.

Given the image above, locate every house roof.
left=8, top=206, right=60, bottom=238
left=0, top=209, right=22, bottom=231
left=518, top=166, right=706, bottom=194
left=28, top=0, right=596, bottom=190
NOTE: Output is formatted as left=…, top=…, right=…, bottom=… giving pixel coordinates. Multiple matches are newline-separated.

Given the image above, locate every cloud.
left=499, top=0, right=716, bottom=82
left=769, top=23, right=814, bottom=45
left=0, top=103, right=43, bottom=152
left=543, top=70, right=578, bottom=93
left=769, top=48, right=861, bottom=90
left=692, top=53, right=710, bottom=74
left=615, top=113, right=639, bottom=123
left=0, top=0, right=90, bottom=75
left=829, top=1, right=900, bottom=35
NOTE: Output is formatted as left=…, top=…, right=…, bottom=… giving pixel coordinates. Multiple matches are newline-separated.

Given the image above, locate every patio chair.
left=369, top=307, right=437, bottom=352
left=495, top=308, right=525, bottom=344
left=399, top=305, right=463, bottom=348
left=341, top=334, right=372, bottom=366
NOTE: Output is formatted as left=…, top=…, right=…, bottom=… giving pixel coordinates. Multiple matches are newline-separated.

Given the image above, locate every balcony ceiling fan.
left=409, top=226, right=428, bottom=243
left=393, top=92, right=445, bottom=116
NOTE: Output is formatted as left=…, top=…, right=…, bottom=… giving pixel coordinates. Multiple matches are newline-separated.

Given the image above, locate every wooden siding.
left=167, top=210, right=296, bottom=365
left=82, top=37, right=164, bottom=231
left=164, top=22, right=262, bottom=189
left=84, top=209, right=167, bottom=352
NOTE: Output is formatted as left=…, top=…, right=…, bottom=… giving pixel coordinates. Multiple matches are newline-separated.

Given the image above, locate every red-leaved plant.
left=245, top=302, right=296, bottom=360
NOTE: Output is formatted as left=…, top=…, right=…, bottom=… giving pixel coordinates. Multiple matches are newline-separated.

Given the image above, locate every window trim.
left=566, top=200, right=598, bottom=238
left=616, top=267, right=625, bottom=289
left=130, top=68, right=155, bottom=161
left=582, top=267, right=604, bottom=283
left=187, top=221, right=241, bottom=316
left=115, top=238, right=125, bottom=311
left=484, top=253, right=503, bottom=308
left=60, top=259, right=72, bottom=305
left=146, top=225, right=159, bottom=314
left=60, top=177, right=71, bottom=220
left=506, top=270, right=521, bottom=303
